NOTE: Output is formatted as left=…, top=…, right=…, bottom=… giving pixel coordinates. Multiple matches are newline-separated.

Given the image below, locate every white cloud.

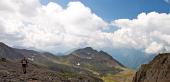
left=145, top=42, right=163, bottom=53
left=112, top=12, right=170, bottom=54
left=0, top=0, right=108, bottom=53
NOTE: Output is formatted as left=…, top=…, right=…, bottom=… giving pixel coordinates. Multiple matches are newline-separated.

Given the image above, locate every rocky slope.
left=132, top=53, right=170, bottom=82
left=0, top=58, right=103, bottom=82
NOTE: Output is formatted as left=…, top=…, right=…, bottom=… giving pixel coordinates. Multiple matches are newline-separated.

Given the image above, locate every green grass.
left=101, top=69, right=135, bottom=82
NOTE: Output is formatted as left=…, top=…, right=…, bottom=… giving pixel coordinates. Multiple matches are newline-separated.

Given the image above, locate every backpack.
left=22, top=60, right=27, bottom=64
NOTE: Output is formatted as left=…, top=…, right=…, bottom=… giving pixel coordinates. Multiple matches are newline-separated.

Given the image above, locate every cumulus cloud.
left=0, top=0, right=108, bottom=53
left=112, top=12, right=170, bottom=53
left=0, top=0, right=170, bottom=54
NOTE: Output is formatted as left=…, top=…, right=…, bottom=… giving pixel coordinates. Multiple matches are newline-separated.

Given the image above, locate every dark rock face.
left=132, top=53, right=170, bottom=82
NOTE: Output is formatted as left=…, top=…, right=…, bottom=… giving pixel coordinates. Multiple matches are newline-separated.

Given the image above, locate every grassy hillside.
left=101, top=68, right=135, bottom=82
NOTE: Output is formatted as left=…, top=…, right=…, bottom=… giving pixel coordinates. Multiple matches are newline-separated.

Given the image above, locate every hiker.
left=21, top=57, right=28, bottom=74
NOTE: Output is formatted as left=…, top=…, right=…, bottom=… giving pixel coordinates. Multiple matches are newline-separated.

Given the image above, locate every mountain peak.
left=73, top=47, right=97, bottom=56
left=83, top=47, right=93, bottom=50
left=67, top=47, right=124, bottom=70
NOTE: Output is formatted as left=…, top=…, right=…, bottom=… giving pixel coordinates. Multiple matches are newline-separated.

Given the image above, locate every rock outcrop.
left=132, top=53, right=170, bottom=82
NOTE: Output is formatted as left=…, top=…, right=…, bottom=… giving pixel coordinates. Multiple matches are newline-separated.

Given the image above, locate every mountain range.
left=0, top=42, right=131, bottom=82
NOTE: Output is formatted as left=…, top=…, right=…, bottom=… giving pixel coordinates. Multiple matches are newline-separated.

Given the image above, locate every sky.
left=0, top=0, right=170, bottom=55
left=41, top=0, right=170, bottom=21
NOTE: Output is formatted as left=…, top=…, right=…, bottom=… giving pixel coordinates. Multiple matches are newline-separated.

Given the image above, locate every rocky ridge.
left=132, top=53, right=170, bottom=82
